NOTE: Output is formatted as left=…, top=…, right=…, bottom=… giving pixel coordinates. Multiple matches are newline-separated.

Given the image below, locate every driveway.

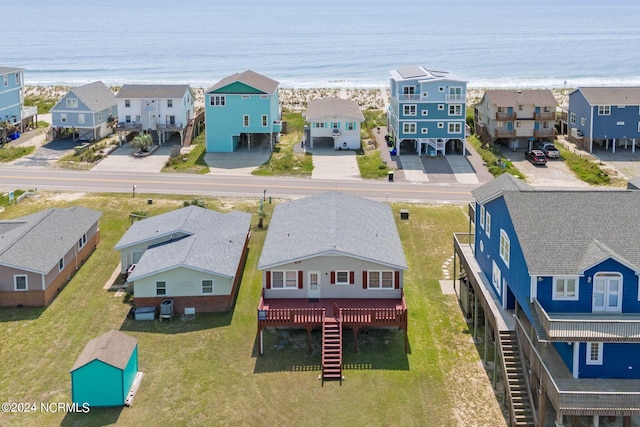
left=11, top=136, right=77, bottom=168
left=91, top=143, right=175, bottom=173
left=204, top=146, right=271, bottom=176
left=311, top=148, right=361, bottom=180
left=506, top=149, right=591, bottom=188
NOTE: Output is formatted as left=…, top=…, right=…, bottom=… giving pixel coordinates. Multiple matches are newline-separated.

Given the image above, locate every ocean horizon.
left=5, top=0, right=640, bottom=89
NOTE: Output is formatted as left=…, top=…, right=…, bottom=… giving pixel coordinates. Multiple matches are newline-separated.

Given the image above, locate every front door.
left=308, top=271, right=320, bottom=299
left=592, top=273, right=622, bottom=312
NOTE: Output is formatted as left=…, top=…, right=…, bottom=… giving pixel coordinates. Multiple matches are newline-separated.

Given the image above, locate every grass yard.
left=162, top=133, right=210, bottom=174
left=0, top=145, right=36, bottom=163
left=0, top=193, right=505, bottom=427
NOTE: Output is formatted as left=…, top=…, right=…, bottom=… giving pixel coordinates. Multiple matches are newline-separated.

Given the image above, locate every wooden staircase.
left=182, top=119, right=195, bottom=147
left=321, top=317, right=343, bottom=385
left=500, top=331, right=535, bottom=426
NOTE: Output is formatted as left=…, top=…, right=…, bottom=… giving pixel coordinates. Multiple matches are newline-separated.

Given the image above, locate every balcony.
left=534, top=111, right=555, bottom=120
left=533, top=299, right=640, bottom=342
left=21, top=105, right=38, bottom=119
left=534, top=129, right=555, bottom=138
left=115, top=122, right=142, bottom=131
left=495, top=129, right=516, bottom=138
left=445, top=93, right=466, bottom=102
left=157, top=123, right=184, bottom=131
left=496, top=111, right=517, bottom=120
left=397, top=94, right=420, bottom=101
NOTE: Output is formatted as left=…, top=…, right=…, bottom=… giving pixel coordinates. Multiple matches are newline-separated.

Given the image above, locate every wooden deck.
left=257, top=291, right=408, bottom=354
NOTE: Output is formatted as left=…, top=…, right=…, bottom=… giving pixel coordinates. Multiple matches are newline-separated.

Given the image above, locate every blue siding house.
left=0, top=66, right=37, bottom=136
left=205, top=70, right=281, bottom=153
left=567, top=86, right=640, bottom=154
left=388, top=65, right=467, bottom=156
left=454, top=173, right=640, bottom=425
left=71, top=330, right=141, bottom=407
left=50, top=81, right=117, bottom=142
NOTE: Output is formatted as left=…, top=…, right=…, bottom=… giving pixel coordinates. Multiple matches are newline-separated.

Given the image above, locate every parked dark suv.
left=525, top=149, right=547, bottom=165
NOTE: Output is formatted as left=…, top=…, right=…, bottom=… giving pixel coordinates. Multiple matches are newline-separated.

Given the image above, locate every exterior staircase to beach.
left=500, top=331, right=535, bottom=426
left=321, top=317, right=342, bottom=385
left=182, top=118, right=195, bottom=147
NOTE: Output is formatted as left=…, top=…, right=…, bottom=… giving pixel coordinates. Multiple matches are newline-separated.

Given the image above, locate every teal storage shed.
left=70, top=330, right=139, bottom=407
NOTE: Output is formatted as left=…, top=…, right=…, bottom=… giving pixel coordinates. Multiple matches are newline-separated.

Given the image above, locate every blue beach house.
left=567, top=86, right=640, bottom=154
left=205, top=70, right=281, bottom=152
left=50, top=81, right=117, bottom=142
left=0, top=66, right=37, bottom=134
left=453, top=173, right=640, bottom=426
left=388, top=65, right=467, bottom=156
left=71, top=330, right=141, bottom=407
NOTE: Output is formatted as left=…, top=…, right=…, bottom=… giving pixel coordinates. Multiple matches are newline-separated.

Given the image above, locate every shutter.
left=395, top=271, right=400, bottom=289
left=298, top=271, right=303, bottom=289
left=349, top=271, right=354, bottom=285
left=362, top=271, right=368, bottom=289
left=266, top=271, right=271, bottom=289
left=330, top=271, right=336, bottom=284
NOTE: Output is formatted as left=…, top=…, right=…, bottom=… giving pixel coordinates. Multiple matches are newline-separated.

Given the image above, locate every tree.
left=130, top=133, right=154, bottom=152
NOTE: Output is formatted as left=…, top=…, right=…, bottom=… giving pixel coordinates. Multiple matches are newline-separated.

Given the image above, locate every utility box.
left=400, top=209, right=409, bottom=220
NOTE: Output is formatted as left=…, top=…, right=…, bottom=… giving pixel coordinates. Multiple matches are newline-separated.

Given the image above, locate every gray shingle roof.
left=471, top=173, right=533, bottom=203
left=390, top=65, right=467, bottom=83
left=115, top=84, right=193, bottom=99
left=0, top=66, right=24, bottom=75
left=258, top=192, right=407, bottom=270
left=116, top=206, right=251, bottom=281
left=575, top=87, right=640, bottom=106
left=206, top=70, right=279, bottom=94
left=500, top=190, right=640, bottom=276
left=51, top=81, right=116, bottom=113
left=303, top=97, right=365, bottom=121
left=0, top=207, right=102, bottom=273
left=480, top=89, right=557, bottom=107
left=71, top=330, right=136, bottom=372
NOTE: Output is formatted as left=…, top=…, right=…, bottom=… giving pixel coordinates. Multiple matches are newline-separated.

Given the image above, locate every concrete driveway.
left=204, top=148, right=271, bottom=176
left=91, top=143, right=174, bottom=173
left=11, top=136, right=77, bottom=168
left=311, top=149, right=361, bottom=180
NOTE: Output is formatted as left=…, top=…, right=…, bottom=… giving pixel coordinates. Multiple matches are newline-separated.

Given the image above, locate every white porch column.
left=613, top=138, right=616, bottom=153
left=593, top=414, right=600, bottom=427
left=572, top=342, right=579, bottom=378
left=634, top=138, right=636, bottom=154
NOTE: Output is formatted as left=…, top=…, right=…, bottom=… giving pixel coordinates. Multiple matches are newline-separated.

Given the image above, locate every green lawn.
left=0, top=193, right=505, bottom=427
left=0, top=146, right=35, bottom=162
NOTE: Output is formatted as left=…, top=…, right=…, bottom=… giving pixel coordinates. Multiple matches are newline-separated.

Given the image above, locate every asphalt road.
left=0, top=166, right=477, bottom=204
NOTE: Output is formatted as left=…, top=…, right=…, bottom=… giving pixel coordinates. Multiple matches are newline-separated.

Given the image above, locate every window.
left=544, top=106, right=551, bottom=112
left=368, top=271, right=394, bottom=289
left=243, top=115, right=249, bottom=127
left=59, top=258, right=64, bottom=271
left=402, top=86, right=415, bottom=96
left=78, top=233, right=87, bottom=249
left=346, top=122, right=355, bottom=131
left=167, top=99, right=173, bottom=108
left=448, top=123, right=461, bottom=134
left=421, top=110, right=428, bottom=116
left=449, top=105, right=462, bottom=116
left=543, top=121, right=549, bottom=129
left=97, top=112, right=102, bottom=122
left=14, top=275, right=27, bottom=291
left=553, top=277, right=578, bottom=300
left=210, top=95, right=226, bottom=106
left=331, top=122, right=339, bottom=129
left=262, top=115, right=268, bottom=127
left=516, top=121, right=521, bottom=128
left=125, top=99, right=130, bottom=108
left=518, top=105, right=523, bottom=111
left=3, top=75, right=7, bottom=87
left=125, top=115, right=131, bottom=123
left=156, top=281, right=166, bottom=296
left=580, top=117, right=586, bottom=126
left=485, top=212, right=491, bottom=237
left=492, top=261, right=501, bottom=291
left=272, top=271, right=298, bottom=289
left=586, top=342, right=603, bottom=365
left=479, top=205, right=485, bottom=229
left=15, top=73, right=20, bottom=85
left=336, top=271, right=349, bottom=285
left=403, top=105, right=417, bottom=116
left=403, top=122, right=416, bottom=134
left=315, top=122, right=325, bottom=128
left=61, top=114, right=67, bottom=124
left=570, top=113, right=576, bottom=124
left=202, top=280, right=213, bottom=294
left=78, top=114, right=85, bottom=124
left=66, top=98, right=78, bottom=108
left=598, top=105, right=611, bottom=115
left=499, top=230, right=510, bottom=267
left=421, top=128, right=428, bottom=134
left=438, top=104, right=444, bottom=110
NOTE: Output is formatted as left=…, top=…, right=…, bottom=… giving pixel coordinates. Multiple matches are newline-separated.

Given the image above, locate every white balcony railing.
left=445, top=94, right=466, bottom=102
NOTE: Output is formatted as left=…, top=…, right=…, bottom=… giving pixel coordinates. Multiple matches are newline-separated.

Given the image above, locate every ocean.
left=5, top=0, right=640, bottom=89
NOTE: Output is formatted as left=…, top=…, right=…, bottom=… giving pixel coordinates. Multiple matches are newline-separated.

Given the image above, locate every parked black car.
left=525, top=149, right=547, bottom=165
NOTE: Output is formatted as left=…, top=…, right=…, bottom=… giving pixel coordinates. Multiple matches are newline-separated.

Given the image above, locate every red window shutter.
left=298, top=271, right=303, bottom=289
left=266, top=271, right=271, bottom=289
left=349, top=271, right=354, bottom=285
left=330, top=271, right=336, bottom=284
left=362, top=271, right=368, bottom=289
left=395, top=271, right=400, bottom=289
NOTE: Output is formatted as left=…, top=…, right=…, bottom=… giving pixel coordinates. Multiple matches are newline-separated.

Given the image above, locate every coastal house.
left=0, top=66, right=38, bottom=136
left=50, top=81, right=117, bottom=142
left=204, top=70, right=281, bottom=152
left=302, top=97, right=364, bottom=150
left=387, top=65, right=467, bottom=156
left=453, top=173, right=640, bottom=426
left=114, top=84, right=195, bottom=146
left=474, top=89, right=557, bottom=150
left=567, top=86, right=640, bottom=154
left=0, top=207, right=102, bottom=307
left=71, top=330, right=141, bottom=407
left=114, top=206, right=251, bottom=314
left=257, top=192, right=408, bottom=383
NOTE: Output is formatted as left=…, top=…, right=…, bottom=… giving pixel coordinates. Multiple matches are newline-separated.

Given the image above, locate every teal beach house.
left=205, top=70, right=281, bottom=152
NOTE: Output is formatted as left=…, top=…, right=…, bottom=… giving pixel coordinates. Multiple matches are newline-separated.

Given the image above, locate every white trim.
left=586, top=342, right=603, bottom=365
left=492, top=261, right=501, bottom=292
left=367, top=270, right=394, bottom=289
left=479, top=205, right=485, bottom=229
left=572, top=342, right=579, bottom=378
left=271, top=270, right=298, bottom=289
left=499, top=229, right=510, bottom=267
left=156, top=281, right=167, bottom=296
left=552, top=276, right=579, bottom=301
left=485, top=212, right=491, bottom=238
left=202, top=279, right=213, bottom=294
left=335, top=270, right=350, bottom=285
left=14, top=274, right=28, bottom=291
left=530, top=276, right=537, bottom=303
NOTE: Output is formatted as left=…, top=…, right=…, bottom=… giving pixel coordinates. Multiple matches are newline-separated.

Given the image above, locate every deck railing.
left=496, top=111, right=517, bottom=120
left=534, top=111, right=555, bottom=120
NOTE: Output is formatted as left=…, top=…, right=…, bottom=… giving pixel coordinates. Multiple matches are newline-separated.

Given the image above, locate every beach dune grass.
left=0, top=193, right=505, bottom=427
left=0, top=146, right=35, bottom=162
